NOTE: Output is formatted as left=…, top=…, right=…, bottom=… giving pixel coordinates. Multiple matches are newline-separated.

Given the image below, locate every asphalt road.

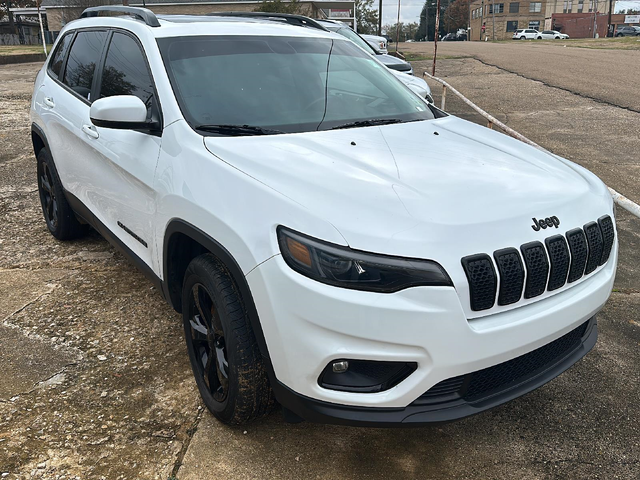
left=0, top=44, right=639, bottom=479
left=403, top=40, right=640, bottom=112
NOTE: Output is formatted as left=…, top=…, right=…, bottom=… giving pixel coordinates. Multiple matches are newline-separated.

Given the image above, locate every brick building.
left=550, top=12, right=638, bottom=37
left=543, top=0, right=614, bottom=30
left=41, top=0, right=355, bottom=34
left=469, top=0, right=547, bottom=40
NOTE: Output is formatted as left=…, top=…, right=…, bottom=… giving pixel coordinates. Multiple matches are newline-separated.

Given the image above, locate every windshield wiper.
left=330, top=118, right=404, bottom=130
left=194, top=124, right=284, bottom=136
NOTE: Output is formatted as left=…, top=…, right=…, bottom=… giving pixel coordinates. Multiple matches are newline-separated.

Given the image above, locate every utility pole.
left=479, top=0, right=484, bottom=40
left=432, top=0, right=441, bottom=75
left=606, top=0, right=613, bottom=37
left=37, top=0, right=47, bottom=55
left=468, top=0, right=472, bottom=40
left=378, top=0, right=383, bottom=35
left=425, top=1, right=429, bottom=41
left=592, top=0, right=598, bottom=38
left=395, top=0, right=401, bottom=52
left=492, top=0, right=495, bottom=40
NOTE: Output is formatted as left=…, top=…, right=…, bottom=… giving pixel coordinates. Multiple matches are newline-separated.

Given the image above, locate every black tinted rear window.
left=63, top=30, right=107, bottom=101
left=48, top=33, right=73, bottom=79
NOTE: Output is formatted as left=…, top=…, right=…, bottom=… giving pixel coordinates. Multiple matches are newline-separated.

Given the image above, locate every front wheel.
left=182, top=254, right=275, bottom=424
left=555, top=36, right=560, bottom=39
left=520, top=36, right=526, bottom=40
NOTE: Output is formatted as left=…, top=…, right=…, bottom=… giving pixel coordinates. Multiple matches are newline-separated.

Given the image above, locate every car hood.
left=377, top=54, right=411, bottom=71
left=203, top=115, right=611, bottom=261
left=390, top=70, right=432, bottom=99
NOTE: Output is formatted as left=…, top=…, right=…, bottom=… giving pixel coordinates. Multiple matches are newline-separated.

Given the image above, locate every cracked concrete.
left=1, top=42, right=639, bottom=479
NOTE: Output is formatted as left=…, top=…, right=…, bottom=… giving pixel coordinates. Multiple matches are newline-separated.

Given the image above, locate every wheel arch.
left=162, top=219, right=275, bottom=371
left=31, top=123, right=49, bottom=158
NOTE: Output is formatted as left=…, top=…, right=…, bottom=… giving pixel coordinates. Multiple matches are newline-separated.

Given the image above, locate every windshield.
left=158, top=36, right=434, bottom=135
left=326, top=26, right=378, bottom=54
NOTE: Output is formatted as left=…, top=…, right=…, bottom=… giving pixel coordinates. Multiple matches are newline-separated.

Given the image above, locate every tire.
left=520, top=36, right=526, bottom=40
left=37, top=147, right=86, bottom=240
left=537, top=36, right=542, bottom=40
left=616, top=34, right=622, bottom=37
left=182, top=253, right=275, bottom=424
left=555, top=36, right=560, bottom=39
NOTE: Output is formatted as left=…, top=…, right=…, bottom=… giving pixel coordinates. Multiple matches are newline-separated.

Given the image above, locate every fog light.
left=332, top=360, right=349, bottom=373
left=319, top=359, right=417, bottom=393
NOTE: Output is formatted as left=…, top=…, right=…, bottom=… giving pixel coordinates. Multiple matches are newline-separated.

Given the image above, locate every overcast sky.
left=377, top=0, right=427, bottom=27
left=614, top=0, right=640, bottom=12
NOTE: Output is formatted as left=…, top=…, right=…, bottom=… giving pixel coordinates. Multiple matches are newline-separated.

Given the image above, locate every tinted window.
left=48, top=32, right=73, bottom=79
left=159, top=36, right=434, bottom=135
left=509, top=2, right=519, bottom=12
left=63, top=30, right=107, bottom=101
left=99, top=32, right=154, bottom=113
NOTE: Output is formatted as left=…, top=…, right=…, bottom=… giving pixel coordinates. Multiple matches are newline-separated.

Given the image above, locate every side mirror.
left=90, top=95, right=154, bottom=130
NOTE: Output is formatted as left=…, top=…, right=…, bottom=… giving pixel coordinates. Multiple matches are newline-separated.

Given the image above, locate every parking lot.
left=1, top=40, right=639, bottom=479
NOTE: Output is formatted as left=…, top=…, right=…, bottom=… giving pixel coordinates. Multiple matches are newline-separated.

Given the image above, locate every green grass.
left=0, top=45, right=50, bottom=56
left=404, top=53, right=470, bottom=61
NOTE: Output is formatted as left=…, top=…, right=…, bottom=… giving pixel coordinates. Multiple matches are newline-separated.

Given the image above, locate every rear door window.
left=98, top=32, right=155, bottom=115
left=62, top=30, right=107, bottom=101
left=48, top=32, right=73, bottom=79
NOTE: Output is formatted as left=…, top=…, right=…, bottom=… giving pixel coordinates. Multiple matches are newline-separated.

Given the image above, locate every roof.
left=63, top=10, right=342, bottom=41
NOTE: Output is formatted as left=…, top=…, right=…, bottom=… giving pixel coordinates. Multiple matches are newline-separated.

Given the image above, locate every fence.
left=423, top=71, right=640, bottom=219
left=0, top=33, right=42, bottom=46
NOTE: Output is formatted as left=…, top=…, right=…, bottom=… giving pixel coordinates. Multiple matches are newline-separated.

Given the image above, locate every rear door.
left=38, top=29, right=108, bottom=189
left=80, top=30, right=163, bottom=270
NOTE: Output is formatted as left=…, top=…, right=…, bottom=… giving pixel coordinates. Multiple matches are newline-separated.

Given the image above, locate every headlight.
left=277, top=226, right=452, bottom=293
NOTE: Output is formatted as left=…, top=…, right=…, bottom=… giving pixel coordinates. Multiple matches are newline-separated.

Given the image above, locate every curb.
left=0, top=53, right=47, bottom=65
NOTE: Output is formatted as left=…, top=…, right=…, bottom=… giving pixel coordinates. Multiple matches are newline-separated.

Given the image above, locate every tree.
left=382, top=21, right=419, bottom=42
left=443, top=0, right=470, bottom=33
left=1, top=0, right=35, bottom=34
left=254, top=0, right=302, bottom=14
left=415, top=0, right=454, bottom=41
left=354, top=0, right=378, bottom=34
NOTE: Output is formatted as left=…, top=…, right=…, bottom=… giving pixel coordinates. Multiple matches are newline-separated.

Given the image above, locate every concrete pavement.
left=0, top=44, right=639, bottom=479
left=404, top=40, right=640, bottom=112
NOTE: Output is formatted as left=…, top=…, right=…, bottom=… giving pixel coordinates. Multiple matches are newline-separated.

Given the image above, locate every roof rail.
left=80, top=6, right=161, bottom=28
left=206, top=12, right=329, bottom=31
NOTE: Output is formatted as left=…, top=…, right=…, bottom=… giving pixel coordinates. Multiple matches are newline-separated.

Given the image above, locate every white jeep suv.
left=31, top=7, right=617, bottom=426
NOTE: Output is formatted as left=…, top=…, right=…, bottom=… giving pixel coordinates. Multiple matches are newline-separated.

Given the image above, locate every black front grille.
left=545, top=235, right=570, bottom=291
left=461, top=254, right=497, bottom=311
left=413, top=320, right=591, bottom=405
left=598, top=215, right=615, bottom=265
left=520, top=241, right=549, bottom=299
left=464, top=321, right=589, bottom=400
left=584, top=222, right=604, bottom=275
left=566, top=228, right=588, bottom=283
left=493, top=248, right=524, bottom=306
left=462, top=215, right=614, bottom=312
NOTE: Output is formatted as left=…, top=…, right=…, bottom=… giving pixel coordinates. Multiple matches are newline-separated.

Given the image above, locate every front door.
left=81, top=30, right=163, bottom=272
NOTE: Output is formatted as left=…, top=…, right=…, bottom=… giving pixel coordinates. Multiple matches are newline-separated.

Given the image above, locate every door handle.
left=43, top=97, right=55, bottom=108
left=82, top=124, right=99, bottom=139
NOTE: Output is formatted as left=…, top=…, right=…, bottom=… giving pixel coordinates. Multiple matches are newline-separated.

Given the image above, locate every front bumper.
left=271, top=317, right=597, bottom=426
left=246, top=248, right=614, bottom=424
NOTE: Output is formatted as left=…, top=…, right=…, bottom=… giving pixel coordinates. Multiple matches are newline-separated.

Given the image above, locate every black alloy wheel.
left=181, top=254, right=275, bottom=424
left=186, top=283, right=230, bottom=404
left=36, top=148, right=86, bottom=240
left=38, top=160, right=58, bottom=231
